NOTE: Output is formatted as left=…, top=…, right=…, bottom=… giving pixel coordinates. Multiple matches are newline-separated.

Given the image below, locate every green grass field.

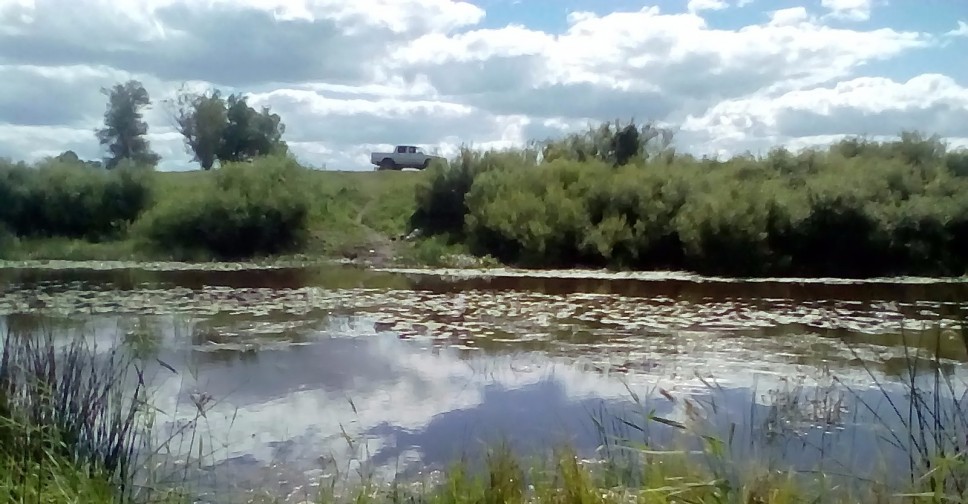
left=1, top=166, right=428, bottom=264
left=150, top=168, right=424, bottom=254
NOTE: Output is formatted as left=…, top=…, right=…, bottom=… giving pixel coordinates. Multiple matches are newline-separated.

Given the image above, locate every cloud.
left=768, top=7, right=810, bottom=26
left=687, top=0, right=729, bottom=14
left=946, top=20, right=968, bottom=38
left=820, top=0, right=873, bottom=22
left=680, top=74, right=968, bottom=156
left=0, top=0, right=963, bottom=169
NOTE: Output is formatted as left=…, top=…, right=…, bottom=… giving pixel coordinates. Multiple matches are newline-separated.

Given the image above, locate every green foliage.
left=167, top=88, right=288, bottom=170
left=420, top=129, right=968, bottom=278
left=0, top=157, right=154, bottom=241
left=137, top=155, right=311, bottom=259
left=539, top=119, right=675, bottom=167
left=220, top=93, right=288, bottom=163
left=168, top=87, right=229, bottom=170
left=53, top=150, right=103, bottom=168
left=0, top=224, right=16, bottom=256
left=464, top=159, right=597, bottom=266
left=96, top=79, right=161, bottom=169
left=411, top=146, right=539, bottom=237
left=0, top=326, right=147, bottom=503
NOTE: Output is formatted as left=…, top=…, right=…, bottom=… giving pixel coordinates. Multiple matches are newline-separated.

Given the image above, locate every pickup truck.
left=370, top=145, right=443, bottom=170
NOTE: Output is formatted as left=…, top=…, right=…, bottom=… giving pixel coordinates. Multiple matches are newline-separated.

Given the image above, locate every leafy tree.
left=218, top=94, right=287, bottom=163
left=539, top=119, right=674, bottom=167
left=611, top=122, right=640, bottom=166
left=167, top=87, right=228, bottom=170
left=54, top=150, right=80, bottom=163
left=95, top=80, right=161, bottom=169
left=167, top=89, right=287, bottom=169
left=52, top=150, right=103, bottom=169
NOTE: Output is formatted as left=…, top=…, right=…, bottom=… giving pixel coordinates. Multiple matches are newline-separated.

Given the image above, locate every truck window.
left=396, top=146, right=406, bottom=154
left=408, top=146, right=417, bottom=154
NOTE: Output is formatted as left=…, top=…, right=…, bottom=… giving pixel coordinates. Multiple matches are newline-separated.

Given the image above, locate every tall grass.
left=838, top=325, right=968, bottom=500
left=0, top=324, right=148, bottom=502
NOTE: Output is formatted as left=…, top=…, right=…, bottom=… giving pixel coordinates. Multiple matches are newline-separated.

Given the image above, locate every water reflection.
left=2, top=264, right=968, bottom=500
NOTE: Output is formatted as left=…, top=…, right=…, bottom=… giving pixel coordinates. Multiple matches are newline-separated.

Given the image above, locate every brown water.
left=2, top=262, right=968, bottom=502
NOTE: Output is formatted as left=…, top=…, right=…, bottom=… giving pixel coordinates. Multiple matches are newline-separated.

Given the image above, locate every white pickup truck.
left=370, top=145, right=443, bottom=170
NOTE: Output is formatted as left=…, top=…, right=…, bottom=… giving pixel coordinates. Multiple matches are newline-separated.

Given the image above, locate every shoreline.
left=2, top=257, right=968, bottom=286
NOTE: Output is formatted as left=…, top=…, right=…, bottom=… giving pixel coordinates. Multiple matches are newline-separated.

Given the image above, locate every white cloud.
left=681, top=74, right=968, bottom=156
left=946, top=20, right=968, bottom=38
left=768, top=7, right=810, bottom=26
left=687, top=0, right=728, bottom=14
left=820, top=0, right=873, bottom=22
left=0, top=0, right=963, bottom=169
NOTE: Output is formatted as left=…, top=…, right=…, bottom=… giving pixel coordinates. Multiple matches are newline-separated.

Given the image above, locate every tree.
left=539, top=119, right=674, bottom=167
left=167, top=87, right=228, bottom=170
left=167, top=88, right=287, bottom=169
left=95, top=80, right=161, bottom=169
left=218, top=93, right=287, bottom=163
left=54, top=150, right=80, bottom=163
left=611, top=122, right=641, bottom=166
left=52, top=150, right=103, bottom=169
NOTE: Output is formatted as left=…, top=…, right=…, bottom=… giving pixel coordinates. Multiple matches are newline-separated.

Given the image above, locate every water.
left=2, top=262, right=968, bottom=501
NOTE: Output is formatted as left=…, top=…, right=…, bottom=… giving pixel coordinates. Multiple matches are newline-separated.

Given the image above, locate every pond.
left=2, top=262, right=967, bottom=502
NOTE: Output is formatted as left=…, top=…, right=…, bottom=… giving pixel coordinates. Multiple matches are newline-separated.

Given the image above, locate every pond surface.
left=2, top=263, right=968, bottom=502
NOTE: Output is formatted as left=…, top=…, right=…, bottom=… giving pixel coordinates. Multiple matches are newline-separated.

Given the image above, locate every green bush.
left=410, top=146, right=539, bottom=236
left=465, top=159, right=595, bottom=266
left=418, top=130, right=968, bottom=278
left=0, top=158, right=153, bottom=240
left=136, top=155, right=311, bottom=259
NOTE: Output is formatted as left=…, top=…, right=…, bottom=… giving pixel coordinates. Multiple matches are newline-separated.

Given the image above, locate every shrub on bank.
left=0, top=158, right=153, bottom=241
left=419, top=130, right=968, bottom=277
left=410, top=146, right=540, bottom=237
left=136, top=155, right=312, bottom=259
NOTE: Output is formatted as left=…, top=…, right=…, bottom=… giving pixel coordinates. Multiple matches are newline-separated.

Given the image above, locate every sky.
left=0, top=0, right=966, bottom=171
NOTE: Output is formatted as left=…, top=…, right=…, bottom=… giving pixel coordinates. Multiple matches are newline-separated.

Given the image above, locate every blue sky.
left=472, top=0, right=967, bottom=81
left=0, top=0, right=966, bottom=170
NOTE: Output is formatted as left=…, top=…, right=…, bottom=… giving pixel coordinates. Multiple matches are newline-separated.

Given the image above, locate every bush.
left=0, top=158, right=153, bottom=240
left=465, top=159, right=595, bottom=266
left=418, top=130, right=968, bottom=278
left=0, top=223, right=17, bottom=256
left=410, top=146, right=539, bottom=237
left=137, top=155, right=311, bottom=259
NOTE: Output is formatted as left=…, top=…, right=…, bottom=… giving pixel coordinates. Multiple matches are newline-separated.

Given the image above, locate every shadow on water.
left=3, top=263, right=968, bottom=500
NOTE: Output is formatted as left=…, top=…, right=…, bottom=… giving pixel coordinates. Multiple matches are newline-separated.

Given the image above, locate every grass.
left=0, top=323, right=146, bottom=502
left=0, top=161, right=426, bottom=264
left=2, top=314, right=968, bottom=504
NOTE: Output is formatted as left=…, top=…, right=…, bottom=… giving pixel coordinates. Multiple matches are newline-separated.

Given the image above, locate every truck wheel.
left=380, top=158, right=396, bottom=171
left=421, top=159, right=430, bottom=170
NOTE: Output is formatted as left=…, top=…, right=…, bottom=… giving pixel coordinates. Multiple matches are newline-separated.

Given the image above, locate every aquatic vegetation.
left=0, top=324, right=147, bottom=502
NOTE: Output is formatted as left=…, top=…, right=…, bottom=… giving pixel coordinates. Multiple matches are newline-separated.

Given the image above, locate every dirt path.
left=344, top=201, right=401, bottom=267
